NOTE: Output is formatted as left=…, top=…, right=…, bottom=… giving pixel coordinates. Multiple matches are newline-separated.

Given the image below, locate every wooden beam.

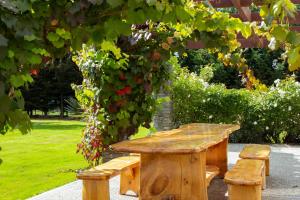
left=231, top=12, right=300, bottom=24
left=198, top=0, right=300, bottom=8
left=230, top=0, right=251, bottom=21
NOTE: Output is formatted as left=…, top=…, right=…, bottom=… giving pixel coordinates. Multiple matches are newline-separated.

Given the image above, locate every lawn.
left=0, top=119, right=150, bottom=200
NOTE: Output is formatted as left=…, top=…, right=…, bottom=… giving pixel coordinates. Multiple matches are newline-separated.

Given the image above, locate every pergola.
left=188, top=0, right=300, bottom=48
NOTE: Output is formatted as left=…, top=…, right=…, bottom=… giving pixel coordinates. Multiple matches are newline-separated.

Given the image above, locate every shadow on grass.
left=32, top=121, right=86, bottom=131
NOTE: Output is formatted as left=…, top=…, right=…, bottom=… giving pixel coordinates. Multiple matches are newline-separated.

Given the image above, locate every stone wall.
left=153, top=89, right=173, bottom=131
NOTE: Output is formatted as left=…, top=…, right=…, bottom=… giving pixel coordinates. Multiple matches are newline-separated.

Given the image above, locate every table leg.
left=206, top=138, right=228, bottom=178
left=139, top=151, right=207, bottom=200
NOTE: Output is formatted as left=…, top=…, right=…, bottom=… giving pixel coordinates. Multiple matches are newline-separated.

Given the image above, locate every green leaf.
left=240, top=23, right=252, bottom=38
left=0, top=34, right=8, bottom=47
left=101, top=40, right=122, bottom=59
left=47, top=32, right=60, bottom=42
left=286, top=31, right=300, bottom=46
left=56, top=28, right=71, bottom=40
left=28, top=54, right=42, bottom=64
left=175, top=6, right=190, bottom=22
left=272, top=26, right=287, bottom=42
left=52, top=39, right=65, bottom=48
left=146, top=0, right=156, bottom=6
left=10, top=75, right=25, bottom=88
left=288, top=47, right=300, bottom=71
left=107, top=0, right=123, bottom=8
left=24, top=34, right=37, bottom=41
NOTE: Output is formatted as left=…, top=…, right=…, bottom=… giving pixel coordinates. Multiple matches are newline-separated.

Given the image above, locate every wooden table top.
left=112, top=123, right=240, bottom=154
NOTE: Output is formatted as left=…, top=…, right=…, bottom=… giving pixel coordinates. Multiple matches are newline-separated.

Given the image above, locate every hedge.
left=171, top=68, right=300, bottom=144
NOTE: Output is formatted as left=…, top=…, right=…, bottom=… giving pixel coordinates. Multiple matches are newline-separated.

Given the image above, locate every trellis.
left=188, top=0, right=300, bottom=48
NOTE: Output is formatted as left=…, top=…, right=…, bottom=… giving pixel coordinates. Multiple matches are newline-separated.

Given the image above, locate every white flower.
left=268, top=37, right=276, bottom=50
left=266, top=126, right=269, bottom=130
left=274, top=79, right=280, bottom=86
left=253, top=121, right=258, bottom=125
left=288, top=106, right=292, bottom=111
left=209, top=115, right=213, bottom=119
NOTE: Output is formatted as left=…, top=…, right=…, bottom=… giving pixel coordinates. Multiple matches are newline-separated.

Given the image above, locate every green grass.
left=0, top=119, right=150, bottom=200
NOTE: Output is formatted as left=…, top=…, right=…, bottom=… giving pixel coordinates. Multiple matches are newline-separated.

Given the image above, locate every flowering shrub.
left=172, top=68, right=300, bottom=144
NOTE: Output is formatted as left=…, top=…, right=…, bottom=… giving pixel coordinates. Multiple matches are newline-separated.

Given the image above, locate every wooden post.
left=120, top=166, right=140, bottom=196
left=206, top=138, right=228, bottom=178
left=228, top=185, right=262, bottom=200
left=82, top=179, right=109, bottom=200
left=140, top=151, right=208, bottom=200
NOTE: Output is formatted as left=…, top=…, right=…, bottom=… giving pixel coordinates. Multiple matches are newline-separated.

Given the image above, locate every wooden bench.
left=224, top=159, right=265, bottom=200
left=77, top=156, right=140, bottom=200
left=239, top=144, right=271, bottom=176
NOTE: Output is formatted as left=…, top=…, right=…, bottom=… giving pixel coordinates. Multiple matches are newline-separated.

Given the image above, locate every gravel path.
left=28, top=144, right=300, bottom=200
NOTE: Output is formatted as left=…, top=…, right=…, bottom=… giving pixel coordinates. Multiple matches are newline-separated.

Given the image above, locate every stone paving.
left=28, top=144, right=300, bottom=200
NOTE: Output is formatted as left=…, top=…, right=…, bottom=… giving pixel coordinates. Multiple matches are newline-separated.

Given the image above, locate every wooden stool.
left=239, top=144, right=271, bottom=176
left=77, top=156, right=140, bottom=200
left=225, top=159, right=265, bottom=200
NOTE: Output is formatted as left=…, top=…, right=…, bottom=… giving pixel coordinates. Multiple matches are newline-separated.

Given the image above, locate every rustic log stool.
left=239, top=144, right=271, bottom=176
left=77, top=156, right=140, bottom=200
left=224, top=159, right=265, bottom=200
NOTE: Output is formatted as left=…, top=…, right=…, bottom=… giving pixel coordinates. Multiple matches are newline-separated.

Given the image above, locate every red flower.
left=116, top=89, right=126, bottom=96
left=115, top=86, right=132, bottom=96
left=123, top=86, right=132, bottom=94
left=30, top=69, right=39, bottom=76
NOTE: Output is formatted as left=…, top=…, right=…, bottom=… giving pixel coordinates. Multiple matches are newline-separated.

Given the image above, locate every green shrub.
left=171, top=68, right=300, bottom=144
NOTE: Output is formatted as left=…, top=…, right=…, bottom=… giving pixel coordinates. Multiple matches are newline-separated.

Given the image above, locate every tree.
left=180, top=48, right=297, bottom=88
left=22, top=55, right=82, bottom=117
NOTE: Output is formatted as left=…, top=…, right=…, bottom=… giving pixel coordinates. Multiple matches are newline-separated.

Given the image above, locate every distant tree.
left=22, top=55, right=82, bottom=117
left=180, top=49, right=297, bottom=88
left=180, top=49, right=243, bottom=88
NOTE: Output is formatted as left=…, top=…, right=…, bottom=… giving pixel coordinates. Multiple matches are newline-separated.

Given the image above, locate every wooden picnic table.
left=112, top=123, right=240, bottom=200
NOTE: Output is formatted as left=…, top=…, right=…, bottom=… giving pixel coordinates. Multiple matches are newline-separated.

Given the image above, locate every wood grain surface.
left=139, top=152, right=208, bottom=200
left=112, top=123, right=240, bottom=154
left=224, top=159, right=264, bottom=186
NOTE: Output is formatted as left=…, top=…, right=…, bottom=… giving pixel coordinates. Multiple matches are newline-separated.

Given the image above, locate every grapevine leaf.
left=24, top=34, right=37, bottom=41
left=28, top=54, right=42, bottom=64
left=10, top=75, right=25, bottom=88
left=47, top=32, right=60, bottom=42
left=286, top=31, right=300, bottom=46
left=146, top=0, right=156, bottom=6
left=56, top=28, right=71, bottom=40
left=101, top=40, right=122, bottom=59
left=288, top=47, right=300, bottom=71
left=272, top=26, right=287, bottom=42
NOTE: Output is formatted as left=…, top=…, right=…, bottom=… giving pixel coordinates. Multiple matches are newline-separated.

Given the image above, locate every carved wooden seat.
left=224, top=159, right=265, bottom=200
left=77, top=156, right=140, bottom=200
left=239, top=144, right=271, bottom=176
